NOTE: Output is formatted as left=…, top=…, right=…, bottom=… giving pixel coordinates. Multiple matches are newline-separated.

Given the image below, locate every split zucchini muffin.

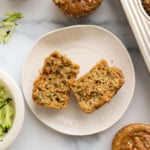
left=112, top=123, right=150, bottom=150
left=71, top=60, right=124, bottom=113
left=32, top=51, right=79, bottom=109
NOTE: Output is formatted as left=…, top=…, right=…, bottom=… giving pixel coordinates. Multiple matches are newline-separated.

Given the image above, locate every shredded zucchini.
left=0, top=84, right=14, bottom=141
left=0, top=12, right=23, bottom=43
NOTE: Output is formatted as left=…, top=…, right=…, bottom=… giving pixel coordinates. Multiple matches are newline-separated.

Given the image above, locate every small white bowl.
left=0, top=69, right=24, bottom=150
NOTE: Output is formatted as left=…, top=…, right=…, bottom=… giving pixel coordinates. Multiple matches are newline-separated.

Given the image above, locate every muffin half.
left=32, top=51, right=79, bottom=109
left=71, top=60, right=125, bottom=113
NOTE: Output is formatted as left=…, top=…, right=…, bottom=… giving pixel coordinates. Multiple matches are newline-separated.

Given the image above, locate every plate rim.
left=22, top=25, right=135, bottom=136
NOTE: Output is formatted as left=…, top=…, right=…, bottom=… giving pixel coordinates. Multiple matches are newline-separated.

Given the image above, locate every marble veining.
left=0, top=0, right=150, bottom=150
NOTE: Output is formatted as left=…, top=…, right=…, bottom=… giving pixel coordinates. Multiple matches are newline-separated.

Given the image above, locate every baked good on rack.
left=32, top=51, right=79, bottom=109
left=53, top=0, right=103, bottom=18
left=112, top=123, right=150, bottom=150
left=142, top=0, right=150, bottom=16
left=71, top=59, right=124, bottom=113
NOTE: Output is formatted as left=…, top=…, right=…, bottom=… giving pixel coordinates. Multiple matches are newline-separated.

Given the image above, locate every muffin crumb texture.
left=32, top=51, right=79, bottom=109
left=71, top=60, right=125, bottom=113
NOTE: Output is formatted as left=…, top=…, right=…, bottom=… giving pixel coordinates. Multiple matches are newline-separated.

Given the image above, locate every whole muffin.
left=112, top=123, right=150, bottom=150
left=53, top=0, right=103, bottom=18
left=142, top=0, right=150, bottom=16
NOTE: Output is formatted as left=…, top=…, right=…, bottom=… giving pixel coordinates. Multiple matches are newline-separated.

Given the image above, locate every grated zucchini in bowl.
left=0, top=84, right=14, bottom=141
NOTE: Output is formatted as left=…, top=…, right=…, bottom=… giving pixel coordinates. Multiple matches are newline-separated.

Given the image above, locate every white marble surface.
left=0, top=0, right=150, bottom=150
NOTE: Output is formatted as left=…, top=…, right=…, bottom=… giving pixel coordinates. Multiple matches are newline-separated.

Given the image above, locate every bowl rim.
left=0, top=69, right=25, bottom=150
left=137, top=0, right=150, bottom=22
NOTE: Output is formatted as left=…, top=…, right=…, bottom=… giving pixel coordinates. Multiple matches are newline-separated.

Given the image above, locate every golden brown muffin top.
left=53, top=0, right=103, bottom=17
left=112, top=123, right=150, bottom=150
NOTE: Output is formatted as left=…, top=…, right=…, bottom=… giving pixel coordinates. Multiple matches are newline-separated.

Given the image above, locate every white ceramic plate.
left=22, top=25, right=135, bottom=136
left=0, top=69, right=24, bottom=150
